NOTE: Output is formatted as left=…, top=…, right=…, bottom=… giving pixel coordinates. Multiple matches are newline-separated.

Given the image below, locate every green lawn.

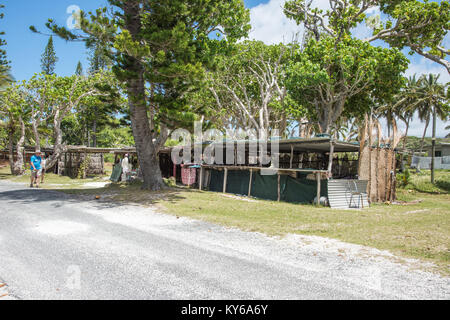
left=0, top=163, right=110, bottom=189
left=1, top=162, right=449, bottom=275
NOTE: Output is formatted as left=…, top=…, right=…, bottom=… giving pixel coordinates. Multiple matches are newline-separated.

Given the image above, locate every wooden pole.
left=327, top=141, right=335, bottom=177
left=199, top=167, right=203, bottom=191
left=316, top=172, right=321, bottom=206
left=223, top=168, right=228, bottom=193
left=248, top=169, right=253, bottom=197
left=83, top=150, right=87, bottom=179
left=277, top=173, right=281, bottom=202
left=290, top=145, right=294, bottom=169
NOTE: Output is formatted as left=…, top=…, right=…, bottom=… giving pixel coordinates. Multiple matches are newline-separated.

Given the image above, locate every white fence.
left=411, top=156, right=450, bottom=170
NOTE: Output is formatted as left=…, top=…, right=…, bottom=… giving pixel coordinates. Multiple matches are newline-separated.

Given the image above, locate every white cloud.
left=405, top=57, right=450, bottom=83
left=248, top=0, right=302, bottom=44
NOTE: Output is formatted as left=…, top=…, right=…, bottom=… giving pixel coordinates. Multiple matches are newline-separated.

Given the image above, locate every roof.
left=192, top=137, right=360, bottom=153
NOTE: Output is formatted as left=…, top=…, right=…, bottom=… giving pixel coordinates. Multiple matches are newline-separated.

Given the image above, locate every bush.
left=397, top=168, right=411, bottom=188
left=164, top=177, right=177, bottom=188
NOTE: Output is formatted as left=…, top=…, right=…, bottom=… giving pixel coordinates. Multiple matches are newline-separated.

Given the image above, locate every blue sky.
left=1, top=0, right=449, bottom=137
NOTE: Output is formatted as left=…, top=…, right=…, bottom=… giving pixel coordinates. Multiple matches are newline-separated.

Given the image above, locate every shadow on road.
left=0, top=182, right=188, bottom=210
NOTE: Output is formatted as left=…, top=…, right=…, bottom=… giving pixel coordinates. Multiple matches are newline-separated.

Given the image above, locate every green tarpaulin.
left=207, top=169, right=328, bottom=204
left=110, top=163, right=122, bottom=182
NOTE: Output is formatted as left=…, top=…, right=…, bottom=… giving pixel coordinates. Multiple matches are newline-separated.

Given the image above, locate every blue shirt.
left=30, top=155, right=42, bottom=171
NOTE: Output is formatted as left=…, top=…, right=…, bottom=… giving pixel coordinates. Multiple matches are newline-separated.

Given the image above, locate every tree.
left=33, top=0, right=251, bottom=190
left=0, top=84, right=29, bottom=175
left=24, top=71, right=116, bottom=169
left=75, top=61, right=83, bottom=76
left=206, top=41, right=302, bottom=136
left=285, top=0, right=450, bottom=74
left=415, top=74, right=448, bottom=183
left=41, top=36, right=58, bottom=75
left=285, top=36, right=408, bottom=133
left=0, top=3, right=12, bottom=88
left=368, top=0, right=450, bottom=74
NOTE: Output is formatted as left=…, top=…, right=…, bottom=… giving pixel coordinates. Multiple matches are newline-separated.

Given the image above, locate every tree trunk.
left=32, top=121, right=40, bottom=152
left=431, top=106, right=436, bottom=184
left=402, top=120, right=410, bottom=172
left=124, top=1, right=164, bottom=191
left=45, top=111, right=65, bottom=170
left=11, top=117, right=26, bottom=175
left=8, top=124, right=15, bottom=175
left=420, top=117, right=430, bottom=154
left=92, top=117, right=97, bottom=148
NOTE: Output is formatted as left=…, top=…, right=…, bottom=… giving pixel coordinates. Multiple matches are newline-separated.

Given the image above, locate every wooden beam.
left=277, top=173, right=281, bottom=202
left=199, top=167, right=203, bottom=191
left=316, top=172, right=321, bottom=206
left=248, top=169, right=253, bottom=197
left=83, top=150, right=87, bottom=179
left=290, top=145, right=294, bottom=169
left=223, top=168, right=228, bottom=193
left=327, top=140, right=335, bottom=177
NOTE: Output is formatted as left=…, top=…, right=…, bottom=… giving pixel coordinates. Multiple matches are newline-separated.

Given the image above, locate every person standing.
left=121, top=154, right=130, bottom=182
left=40, top=153, right=47, bottom=184
left=30, top=151, right=42, bottom=188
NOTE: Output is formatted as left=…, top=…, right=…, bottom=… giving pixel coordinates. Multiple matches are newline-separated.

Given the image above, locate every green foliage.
left=96, top=126, right=134, bottom=148
left=284, top=0, right=450, bottom=72
left=0, top=3, right=12, bottom=88
left=285, top=36, right=408, bottom=132
left=397, top=168, right=411, bottom=188
left=77, top=154, right=91, bottom=179
left=397, top=169, right=450, bottom=194
left=75, top=61, right=83, bottom=76
left=163, top=177, right=177, bottom=188
left=36, top=0, right=251, bottom=133
left=41, top=36, right=58, bottom=75
left=200, top=40, right=305, bottom=134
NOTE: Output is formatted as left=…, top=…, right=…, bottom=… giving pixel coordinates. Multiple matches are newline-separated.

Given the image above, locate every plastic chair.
left=345, top=180, right=366, bottom=209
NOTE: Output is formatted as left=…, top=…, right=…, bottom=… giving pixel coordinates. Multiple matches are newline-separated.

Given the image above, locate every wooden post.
left=223, top=168, right=228, bottom=193
left=327, top=141, right=335, bottom=177
left=101, top=154, right=104, bottom=175
left=199, top=167, right=203, bottom=191
left=277, top=173, right=281, bottom=202
left=83, top=150, right=87, bottom=179
left=248, top=169, right=253, bottom=197
left=290, top=145, right=294, bottom=169
left=316, top=172, right=321, bottom=206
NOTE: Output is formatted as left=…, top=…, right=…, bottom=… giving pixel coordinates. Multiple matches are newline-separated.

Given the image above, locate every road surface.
left=0, top=180, right=448, bottom=300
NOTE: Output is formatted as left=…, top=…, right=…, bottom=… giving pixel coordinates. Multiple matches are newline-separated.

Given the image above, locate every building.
left=424, top=142, right=450, bottom=157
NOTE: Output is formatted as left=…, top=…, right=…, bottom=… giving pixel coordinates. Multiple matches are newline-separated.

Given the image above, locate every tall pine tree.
left=0, top=3, right=12, bottom=87
left=75, top=61, right=83, bottom=76
left=41, top=36, right=58, bottom=75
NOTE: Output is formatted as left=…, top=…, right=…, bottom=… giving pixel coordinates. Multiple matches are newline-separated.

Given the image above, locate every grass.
left=399, top=169, right=450, bottom=194
left=1, top=161, right=449, bottom=275
left=0, top=161, right=111, bottom=189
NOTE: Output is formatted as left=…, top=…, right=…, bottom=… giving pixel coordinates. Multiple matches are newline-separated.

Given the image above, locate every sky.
left=1, top=0, right=449, bottom=138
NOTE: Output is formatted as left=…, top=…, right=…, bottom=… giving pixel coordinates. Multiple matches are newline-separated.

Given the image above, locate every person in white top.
left=121, top=154, right=130, bottom=182
left=40, top=154, right=47, bottom=184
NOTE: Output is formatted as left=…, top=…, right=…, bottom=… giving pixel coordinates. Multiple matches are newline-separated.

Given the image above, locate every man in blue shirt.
left=30, top=151, right=42, bottom=188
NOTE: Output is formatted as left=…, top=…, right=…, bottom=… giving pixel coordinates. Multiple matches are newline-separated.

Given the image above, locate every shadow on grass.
left=435, top=180, right=450, bottom=193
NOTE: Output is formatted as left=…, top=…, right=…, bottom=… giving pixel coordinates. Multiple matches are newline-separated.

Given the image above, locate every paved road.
left=0, top=180, right=448, bottom=300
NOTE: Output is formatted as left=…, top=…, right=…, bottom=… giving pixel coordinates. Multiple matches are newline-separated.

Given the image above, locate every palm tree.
left=416, top=74, right=449, bottom=183
left=395, top=75, right=419, bottom=147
